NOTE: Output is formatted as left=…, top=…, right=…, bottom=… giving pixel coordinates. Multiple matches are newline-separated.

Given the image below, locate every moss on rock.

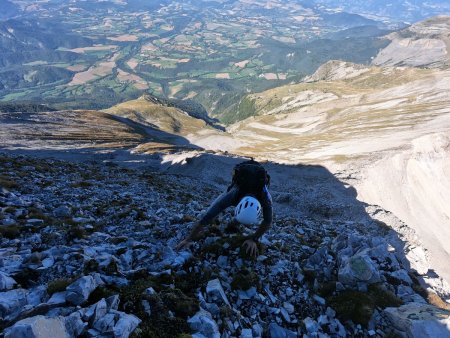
left=231, top=268, right=260, bottom=290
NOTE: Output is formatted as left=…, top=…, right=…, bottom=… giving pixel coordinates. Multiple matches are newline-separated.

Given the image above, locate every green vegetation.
left=231, top=268, right=260, bottom=291
left=329, top=284, right=402, bottom=326
left=47, top=278, right=74, bottom=295
left=0, top=225, right=20, bottom=239
left=88, top=274, right=199, bottom=338
left=0, top=0, right=389, bottom=122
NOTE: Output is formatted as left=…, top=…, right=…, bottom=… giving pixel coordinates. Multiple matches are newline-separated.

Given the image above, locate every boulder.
left=65, top=311, right=87, bottom=337
left=66, top=275, right=98, bottom=305
left=188, top=309, right=221, bottom=338
left=93, top=313, right=116, bottom=333
left=206, top=279, right=230, bottom=306
left=338, top=253, right=381, bottom=286
left=0, top=272, right=16, bottom=291
left=106, top=294, right=120, bottom=311
left=47, top=291, right=67, bottom=306
left=384, top=303, right=450, bottom=337
left=84, top=298, right=108, bottom=325
left=268, top=322, right=297, bottom=338
left=0, top=288, right=28, bottom=320
left=4, top=315, right=70, bottom=338
left=53, top=205, right=72, bottom=218
left=406, top=246, right=429, bottom=275
left=112, top=310, right=141, bottom=338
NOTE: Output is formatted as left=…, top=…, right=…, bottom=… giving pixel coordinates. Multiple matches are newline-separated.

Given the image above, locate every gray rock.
left=145, top=287, right=156, bottom=295
left=328, top=319, right=346, bottom=337
left=280, top=307, right=291, bottom=323
left=2, top=218, right=16, bottom=226
left=390, top=269, right=413, bottom=285
left=85, top=298, right=108, bottom=325
left=0, top=288, right=28, bottom=320
left=206, top=279, right=230, bottom=306
left=406, top=246, right=429, bottom=275
left=252, top=323, right=263, bottom=337
left=112, top=310, right=141, bottom=338
left=41, top=256, right=55, bottom=269
left=5, top=315, right=70, bottom=338
left=325, top=307, right=336, bottom=319
left=66, top=275, right=98, bottom=305
left=304, top=317, right=320, bottom=334
left=53, top=205, right=72, bottom=218
left=238, top=287, right=257, bottom=300
left=241, top=328, right=253, bottom=338
left=101, top=275, right=128, bottom=287
left=27, top=219, right=44, bottom=226
left=72, top=217, right=92, bottom=224
left=268, top=322, right=296, bottom=338
left=283, top=302, right=295, bottom=314
left=313, top=295, right=326, bottom=305
left=188, top=309, right=221, bottom=338
left=65, top=311, right=87, bottom=337
left=142, top=300, right=151, bottom=316
left=93, top=313, right=116, bottom=333
left=217, top=255, right=228, bottom=268
left=0, top=272, right=16, bottom=291
left=384, top=302, right=450, bottom=337
left=338, top=253, right=381, bottom=285
left=106, top=294, right=120, bottom=311
left=47, top=292, right=67, bottom=306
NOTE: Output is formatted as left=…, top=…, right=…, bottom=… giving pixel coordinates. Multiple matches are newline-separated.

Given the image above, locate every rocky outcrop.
left=384, top=303, right=450, bottom=337
left=4, top=316, right=70, bottom=338
left=303, top=60, right=371, bottom=82
left=372, top=16, right=450, bottom=68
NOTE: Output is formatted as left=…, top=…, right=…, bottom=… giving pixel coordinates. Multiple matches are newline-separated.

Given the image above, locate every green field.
left=0, top=0, right=391, bottom=122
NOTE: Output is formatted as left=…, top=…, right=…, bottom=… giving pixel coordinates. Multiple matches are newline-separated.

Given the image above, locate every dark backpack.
left=230, top=160, right=270, bottom=196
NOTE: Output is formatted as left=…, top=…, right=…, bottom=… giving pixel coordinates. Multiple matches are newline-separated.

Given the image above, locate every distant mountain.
left=372, top=16, right=450, bottom=68
left=0, top=0, right=19, bottom=19
left=0, top=19, right=91, bottom=67
left=312, top=0, right=450, bottom=23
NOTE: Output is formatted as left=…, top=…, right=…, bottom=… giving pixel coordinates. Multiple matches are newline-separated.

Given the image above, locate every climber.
left=176, top=159, right=273, bottom=258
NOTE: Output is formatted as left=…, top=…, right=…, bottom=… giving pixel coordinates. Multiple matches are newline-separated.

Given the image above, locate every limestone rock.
left=406, top=246, right=429, bottom=275
left=112, top=311, right=142, bottom=338
left=188, top=309, right=221, bottom=338
left=338, top=254, right=381, bottom=285
left=65, top=311, right=87, bottom=337
left=0, top=288, right=28, bottom=320
left=206, top=279, right=230, bottom=306
left=53, top=205, right=72, bottom=218
left=268, top=322, right=297, bottom=338
left=4, top=315, right=70, bottom=338
left=66, top=275, right=98, bottom=305
left=0, top=272, right=16, bottom=291
left=384, top=303, right=450, bottom=338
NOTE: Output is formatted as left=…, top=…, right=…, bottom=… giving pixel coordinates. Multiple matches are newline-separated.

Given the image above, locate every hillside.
left=227, top=63, right=450, bottom=163
left=0, top=0, right=391, bottom=114
left=105, top=95, right=237, bottom=152
left=372, top=16, right=450, bottom=68
left=312, top=0, right=450, bottom=23
left=2, top=152, right=450, bottom=337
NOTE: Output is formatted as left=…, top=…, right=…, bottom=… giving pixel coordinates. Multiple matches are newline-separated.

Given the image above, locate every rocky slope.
left=1, top=152, right=450, bottom=338
left=372, top=16, right=450, bottom=69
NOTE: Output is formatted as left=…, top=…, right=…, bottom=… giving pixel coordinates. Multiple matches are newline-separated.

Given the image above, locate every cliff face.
left=372, top=16, right=450, bottom=69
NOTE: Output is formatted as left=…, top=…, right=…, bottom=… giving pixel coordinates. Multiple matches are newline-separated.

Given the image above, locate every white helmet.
left=234, top=196, right=262, bottom=225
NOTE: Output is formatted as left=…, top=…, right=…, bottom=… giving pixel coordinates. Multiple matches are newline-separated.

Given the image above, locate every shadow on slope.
left=160, top=152, right=450, bottom=317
